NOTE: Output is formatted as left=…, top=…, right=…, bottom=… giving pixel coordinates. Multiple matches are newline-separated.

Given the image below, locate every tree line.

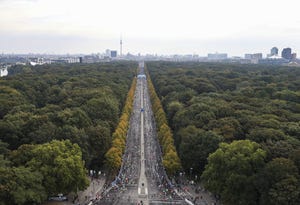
left=146, top=67, right=181, bottom=175
left=0, top=62, right=137, bottom=204
left=147, top=61, right=300, bottom=205
left=0, top=139, right=89, bottom=205
left=105, top=77, right=137, bottom=173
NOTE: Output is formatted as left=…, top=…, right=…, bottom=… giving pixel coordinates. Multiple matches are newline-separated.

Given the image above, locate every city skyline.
left=0, top=0, right=299, bottom=56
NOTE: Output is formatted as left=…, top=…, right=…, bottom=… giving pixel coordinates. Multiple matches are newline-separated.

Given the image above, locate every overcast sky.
left=0, top=0, right=299, bottom=56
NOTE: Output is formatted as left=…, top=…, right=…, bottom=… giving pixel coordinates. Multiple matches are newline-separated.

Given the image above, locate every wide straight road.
left=137, top=76, right=149, bottom=204
left=96, top=63, right=185, bottom=205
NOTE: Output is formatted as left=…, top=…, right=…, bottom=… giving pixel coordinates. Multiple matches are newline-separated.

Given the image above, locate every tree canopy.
left=147, top=61, right=300, bottom=204
left=0, top=62, right=136, bottom=169
left=147, top=69, right=181, bottom=175
left=0, top=62, right=137, bottom=204
left=105, top=77, right=136, bottom=174
left=0, top=140, right=88, bottom=205
left=201, top=140, right=266, bottom=205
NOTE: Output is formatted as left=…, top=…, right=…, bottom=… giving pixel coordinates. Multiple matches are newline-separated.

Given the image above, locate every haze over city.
left=0, top=0, right=300, bottom=56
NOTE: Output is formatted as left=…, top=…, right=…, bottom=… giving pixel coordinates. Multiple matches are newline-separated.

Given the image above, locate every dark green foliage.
left=0, top=140, right=88, bottom=205
left=0, top=62, right=136, bottom=169
left=201, top=140, right=266, bottom=205
left=178, top=126, right=222, bottom=172
left=148, top=61, right=300, bottom=160
left=0, top=62, right=138, bottom=204
left=258, top=158, right=300, bottom=205
left=0, top=166, right=46, bottom=205
left=147, top=62, right=300, bottom=204
left=105, top=78, right=136, bottom=173
left=0, top=86, right=26, bottom=118
left=147, top=70, right=181, bottom=175
left=25, top=140, right=89, bottom=195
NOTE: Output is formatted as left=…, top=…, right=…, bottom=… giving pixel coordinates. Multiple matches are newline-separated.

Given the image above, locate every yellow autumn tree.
left=105, top=147, right=122, bottom=173
left=146, top=66, right=181, bottom=175
left=163, top=148, right=181, bottom=175
left=105, top=77, right=137, bottom=172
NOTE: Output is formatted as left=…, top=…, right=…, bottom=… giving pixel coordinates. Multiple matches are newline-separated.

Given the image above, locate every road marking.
left=138, top=72, right=149, bottom=204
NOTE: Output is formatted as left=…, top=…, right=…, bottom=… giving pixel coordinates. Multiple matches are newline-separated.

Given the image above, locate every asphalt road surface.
left=95, top=63, right=218, bottom=205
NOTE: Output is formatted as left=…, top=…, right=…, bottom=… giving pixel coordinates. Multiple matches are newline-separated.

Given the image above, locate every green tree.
left=27, top=140, right=89, bottom=195
left=246, top=128, right=286, bottom=143
left=0, top=86, right=26, bottom=118
left=201, top=140, right=266, bottom=205
left=86, top=125, right=111, bottom=169
left=262, top=139, right=298, bottom=160
left=258, top=158, right=300, bottom=205
left=9, top=144, right=35, bottom=167
left=206, top=117, right=243, bottom=141
left=84, top=97, right=119, bottom=129
left=104, top=78, right=136, bottom=173
left=166, top=101, right=183, bottom=121
left=0, top=140, right=9, bottom=156
left=147, top=71, right=182, bottom=174
left=178, top=126, right=222, bottom=173
left=0, top=166, right=46, bottom=205
left=163, top=148, right=181, bottom=176
left=56, top=108, right=92, bottom=128
left=0, top=62, right=137, bottom=173
left=105, top=147, right=122, bottom=173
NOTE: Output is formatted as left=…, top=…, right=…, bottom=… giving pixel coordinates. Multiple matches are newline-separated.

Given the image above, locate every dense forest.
left=147, top=61, right=300, bottom=205
left=0, top=62, right=137, bottom=204
left=105, top=77, right=136, bottom=173
left=146, top=70, right=181, bottom=175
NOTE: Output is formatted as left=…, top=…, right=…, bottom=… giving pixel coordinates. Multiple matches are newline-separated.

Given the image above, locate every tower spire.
left=120, top=35, right=123, bottom=57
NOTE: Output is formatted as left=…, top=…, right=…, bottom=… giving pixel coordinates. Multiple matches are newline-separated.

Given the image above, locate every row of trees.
left=146, top=69, right=181, bottom=175
left=0, top=140, right=89, bottom=205
left=0, top=62, right=137, bottom=170
left=105, top=77, right=137, bottom=173
left=202, top=140, right=300, bottom=205
left=147, top=62, right=300, bottom=204
left=0, top=62, right=139, bottom=204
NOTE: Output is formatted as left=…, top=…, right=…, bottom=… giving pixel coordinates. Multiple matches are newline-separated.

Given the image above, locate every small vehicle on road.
left=48, top=193, right=68, bottom=201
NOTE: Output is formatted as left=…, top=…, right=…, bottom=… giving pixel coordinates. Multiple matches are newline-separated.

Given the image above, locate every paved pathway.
left=137, top=79, right=149, bottom=204
left=42, top=176, right=106, bottom=205
left=76, top=177, right=106, bottom=204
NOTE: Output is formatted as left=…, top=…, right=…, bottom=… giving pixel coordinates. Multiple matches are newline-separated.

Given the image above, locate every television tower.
left=120, top=35, right=123, bottom=57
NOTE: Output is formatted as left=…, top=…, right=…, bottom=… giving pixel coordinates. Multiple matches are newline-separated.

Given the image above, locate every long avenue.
left=97, top=63, right=187, bottom=205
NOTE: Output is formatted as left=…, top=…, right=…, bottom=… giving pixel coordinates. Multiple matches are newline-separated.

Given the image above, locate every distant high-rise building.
left=271, top=47, right=279, bottom=56
left=292, top=53, right=297, bottom=60
left=245, top=54, right=252, bottom=59
left=243, top=53, right=262, bottom=64
left=110, top=50, right=117, bottom=58
left=81, top=55, right=99, bottom=63
left=282, top=48, right=292, bottom=60
left=105, top=49, right=111, bottom=57
left=120, top=36, right=123, bottom=57
left=207, top=53, right=227, bottom=60
left=252, top=53, right=263, bottom=59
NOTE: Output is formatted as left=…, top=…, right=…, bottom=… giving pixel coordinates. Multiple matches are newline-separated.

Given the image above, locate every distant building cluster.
left=0, top=48, right=121, bottom=68
left=244, top=53, right=263, bottom=64
left=266, top=47, right=297, bottom=60
left=270, top=47, right=279, bottom=56
left=203, top=46, right=298, bottom=66
left=0, top=44, right=299, bottom=72
left=258, top=47, right=297, bottom=65
left=207, top=53, right=228, bottom=60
